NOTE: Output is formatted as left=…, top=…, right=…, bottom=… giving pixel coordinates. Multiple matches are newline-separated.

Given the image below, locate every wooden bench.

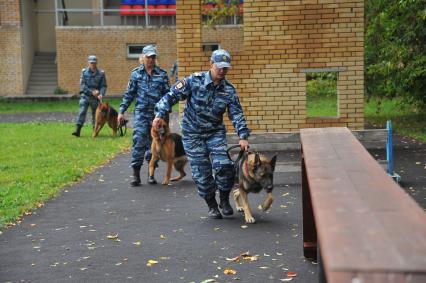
left=300, top=127, right=426, bottom=283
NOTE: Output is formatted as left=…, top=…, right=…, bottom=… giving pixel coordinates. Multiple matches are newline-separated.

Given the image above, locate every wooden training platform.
left=300, top=127, right=426, bottom=283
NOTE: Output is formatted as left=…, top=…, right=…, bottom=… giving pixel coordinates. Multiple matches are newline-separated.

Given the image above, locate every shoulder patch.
left=82, top=68, right=86, bottom=72
left=173, top=79, right=187, bottom=91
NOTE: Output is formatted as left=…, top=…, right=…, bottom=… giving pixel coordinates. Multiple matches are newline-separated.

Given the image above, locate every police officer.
left=153, top=49, right=250, bottom=219
left=72, top=55, right=107, bottom=137
left=117, top=45, right=170, bottom=187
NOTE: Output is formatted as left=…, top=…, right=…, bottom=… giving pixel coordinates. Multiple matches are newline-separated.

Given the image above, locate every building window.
left=203, top=43, right=220, bottom=52
left=127, top=44, right=153, bottom=59
left=304, top=70, right=339, bottom=118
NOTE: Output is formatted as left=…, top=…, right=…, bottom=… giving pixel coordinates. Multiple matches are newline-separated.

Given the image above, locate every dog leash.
left=118, top=119, right=128, bottom=137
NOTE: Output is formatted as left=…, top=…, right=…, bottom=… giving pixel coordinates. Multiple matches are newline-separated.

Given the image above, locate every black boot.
left=219, top=190, right=234, bottom=216
left=147, top=160, right=159, bottom=184
left=72, top=125, right=82, bottom=137
left=205, top=195, right=222, bottom=219
left=130, top=165, right=141, bottom=187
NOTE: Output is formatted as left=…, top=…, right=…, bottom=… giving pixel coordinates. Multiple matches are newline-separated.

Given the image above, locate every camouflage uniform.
left=76, top=68, right=107, bottom=127
left=155, top=71, right=250, bottom=200
left=119, top=65, right=170, bottom=167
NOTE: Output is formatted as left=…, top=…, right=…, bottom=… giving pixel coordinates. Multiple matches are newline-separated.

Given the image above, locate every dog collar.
left=243, top=159, right=250, bottom=177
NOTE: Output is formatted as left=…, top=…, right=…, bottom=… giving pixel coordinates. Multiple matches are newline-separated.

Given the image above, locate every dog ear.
left=270, top=155, right=277, bottom=171
left=254, top=153, right=261, bottom=168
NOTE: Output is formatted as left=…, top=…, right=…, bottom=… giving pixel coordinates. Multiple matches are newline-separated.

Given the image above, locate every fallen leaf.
left=107, top=234, right=119, bottom=240
left=415, top=162, right=421, bottom=165
left=240, top=225, right=248, bottom=229
left=200, top=279, right=218, bottom=283
left=279, top=278, right=293, bottom=282
left=224, top=268, right=237, bottom=275
left=287, top=271, right=297, bottom=277
left=146, top=259, right=158, bottom=267
left=79, top=267, right=87, bottom=271
left=242, top=255, right=258, bottom=261
left=160, top=234, right=166, bottom=240
left=280, top=205, right=287, bottom=208
left=226, top=255, right=240, bottom=262
left=282, top=192, right=289, bottom=197
left=115, top=262, right=122, bottom=266
left=259, top=266, right=270, bottom=269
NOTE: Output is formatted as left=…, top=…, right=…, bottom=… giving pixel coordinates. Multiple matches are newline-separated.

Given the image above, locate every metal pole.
left=386, top=120, right=394, bottom=175
left=54, top=0, right=58, bottom=26
left=145, top=0, right=149, bottom=26
left=100, top=0, right=104, bottom=26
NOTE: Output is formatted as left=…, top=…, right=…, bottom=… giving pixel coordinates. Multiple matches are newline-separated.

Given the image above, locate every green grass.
left=365, top=98, right=426, bottom=142
left=307, top=95, right=338, bottom=117
left=0, top=98, right=125, bottom=113
left=0, top=123, right=131, bottom=228
left=306, top=72, right=338, bottom=117
left=0, top=98, right=178, bottom=114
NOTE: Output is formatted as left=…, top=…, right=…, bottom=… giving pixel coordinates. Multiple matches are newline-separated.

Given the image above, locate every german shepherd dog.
left=232, top=149, right=277, bottom=223
left=93, top=102, right=118, bottom=138
left=149, top=119, right=188, bottom=185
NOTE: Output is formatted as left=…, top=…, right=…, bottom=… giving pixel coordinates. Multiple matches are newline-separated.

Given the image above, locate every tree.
left=202, top=0, right=241, bottom=26
left=365, top=0, right=426, bottom=110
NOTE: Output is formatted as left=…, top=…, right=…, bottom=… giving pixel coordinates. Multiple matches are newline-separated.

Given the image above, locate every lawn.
left=0, top=123, right=131, bottom=227
left=0, top=97, right=179, bottom=114
left=365, top=98, right=426, bottom=142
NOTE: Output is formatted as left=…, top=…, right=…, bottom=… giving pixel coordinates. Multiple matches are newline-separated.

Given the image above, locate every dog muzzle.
left=157, top=127, right=166, bottom=141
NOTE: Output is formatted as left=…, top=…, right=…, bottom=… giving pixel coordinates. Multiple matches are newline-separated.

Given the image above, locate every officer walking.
left=72, top=55, right=107, bottom=137
left=118, top=45, right=170, bottom=187
left=153, top=49, right=250, bottom=219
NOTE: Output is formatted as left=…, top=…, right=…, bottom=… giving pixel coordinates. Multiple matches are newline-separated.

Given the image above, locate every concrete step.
left=27, top=52, right=58, bottom=95
left=28, top=82, right=58, bottom=87
left=29, top=76, right=57, bottom=81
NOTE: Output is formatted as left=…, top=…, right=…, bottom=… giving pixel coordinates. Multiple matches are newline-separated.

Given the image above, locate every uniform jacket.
left=79, top=68, right=107, bottom=97
left=119, top=65, right=170, bottom=117
left=155, top=71, right=250, bottom=139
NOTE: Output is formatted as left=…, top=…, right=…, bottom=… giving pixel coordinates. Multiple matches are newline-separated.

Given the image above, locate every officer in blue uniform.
left=153, top=49, right=250, bottom=219
left=72, top=55, right=107, bottom=137
left=118, top=45, right=170, bottom=187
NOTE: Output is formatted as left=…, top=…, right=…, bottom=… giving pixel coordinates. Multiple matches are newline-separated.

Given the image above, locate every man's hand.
left=92, top=89, right=100, bottom=96
left=152, top=117, right=165, bottom=129
left=239, top=139, right=249, bottom=151
left=117, top=113, right=125, bottom=124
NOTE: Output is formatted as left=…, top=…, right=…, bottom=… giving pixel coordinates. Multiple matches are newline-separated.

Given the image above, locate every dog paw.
left=245, top=216, right=256, bottom=224
left=236, top=206, right=244, bottom=212
left=162, top=180, right=170, bottom=186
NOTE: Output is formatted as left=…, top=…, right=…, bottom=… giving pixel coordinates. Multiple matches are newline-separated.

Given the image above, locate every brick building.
left=0, top=0, right=364, bottom=131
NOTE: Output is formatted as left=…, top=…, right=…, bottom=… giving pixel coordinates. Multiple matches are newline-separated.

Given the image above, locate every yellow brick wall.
left=0, top=0, right=24, bottom=96
left=176, top=0, right=364, bottom=131
left=56, top=26, right=177, bottom=96
left=55, top=25, right=243, bottom=95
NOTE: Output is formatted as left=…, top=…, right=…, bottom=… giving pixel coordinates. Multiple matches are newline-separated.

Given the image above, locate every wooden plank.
left=300, top=127, right=426, bottom=278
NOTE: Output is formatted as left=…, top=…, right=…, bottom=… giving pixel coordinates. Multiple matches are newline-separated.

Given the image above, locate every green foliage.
left=0, top=123, right=131, bottom=227
left=53, top=87, right=69, bottom=95
left=365, top=0, right=426, bottom=109
left=202, top=0, right=241, bottom=26
left=365, top=98, right=426, bottom=142
left=306, top=72, right=338, bottom=117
